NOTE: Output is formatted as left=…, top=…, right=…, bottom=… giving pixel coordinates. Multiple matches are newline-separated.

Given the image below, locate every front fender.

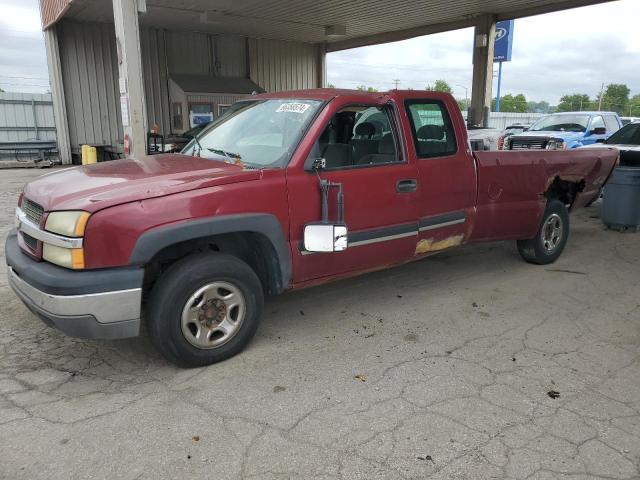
left=128, top=213, right=291, bottom=292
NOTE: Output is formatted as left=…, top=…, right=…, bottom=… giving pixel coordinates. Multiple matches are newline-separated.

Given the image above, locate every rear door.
left=286, top=96, right=420, bottom=283
left=402, top=96, right=477, bottom=255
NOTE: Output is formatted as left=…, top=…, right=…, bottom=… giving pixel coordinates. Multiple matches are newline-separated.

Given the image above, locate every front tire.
left=148, top=252, right=264, bottom=368
left=517, top=199, right=569, bottom=265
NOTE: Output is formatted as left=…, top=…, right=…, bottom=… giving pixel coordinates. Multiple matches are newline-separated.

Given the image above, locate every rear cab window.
left=404, top=100, right=457, bottom=158
left=603, top=115, right=621, bottom=133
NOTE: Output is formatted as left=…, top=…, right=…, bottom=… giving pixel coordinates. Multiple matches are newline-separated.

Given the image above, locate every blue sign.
left=494, top=20, right=514, bottom=62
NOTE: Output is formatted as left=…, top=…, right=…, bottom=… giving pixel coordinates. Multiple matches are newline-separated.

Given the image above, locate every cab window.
left=590, top=115, right=605, bottom=131
left=311, top=105, right=402, bottom=169
left=405, top=100, right=457, bottom=158
left=603, top=115, right=620, bottom=133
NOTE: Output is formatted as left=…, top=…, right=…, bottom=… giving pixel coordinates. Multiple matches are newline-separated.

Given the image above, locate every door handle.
left=396, top=179, right=417, bottom=193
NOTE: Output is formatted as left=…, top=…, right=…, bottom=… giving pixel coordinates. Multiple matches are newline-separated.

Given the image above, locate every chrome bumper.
left=8, top=266, right=142, bottom=339
left=15, top=207, right=83, bottom=249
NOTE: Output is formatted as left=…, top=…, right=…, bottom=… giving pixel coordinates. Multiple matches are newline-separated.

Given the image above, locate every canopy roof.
left=42, top=0, right=614, bottom=51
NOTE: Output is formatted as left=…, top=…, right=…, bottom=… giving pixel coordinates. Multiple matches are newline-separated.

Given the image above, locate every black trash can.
left=602, top=166, right=640, bottom=231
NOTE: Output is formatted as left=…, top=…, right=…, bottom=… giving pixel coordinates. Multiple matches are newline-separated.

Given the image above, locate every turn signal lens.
left=42, top=244, right=85, bottom=270
left=45, top=211, right=90, bottom=237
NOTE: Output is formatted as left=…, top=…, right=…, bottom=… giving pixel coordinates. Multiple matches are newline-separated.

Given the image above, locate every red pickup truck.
left=6, top=90, right=617, bottom=367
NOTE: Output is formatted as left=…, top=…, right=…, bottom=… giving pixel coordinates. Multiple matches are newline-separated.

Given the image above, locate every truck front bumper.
left=5, top=231, right=144, bottom=339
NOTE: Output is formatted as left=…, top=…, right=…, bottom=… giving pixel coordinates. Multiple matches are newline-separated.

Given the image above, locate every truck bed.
left=468, top=147, right=619, bottom=241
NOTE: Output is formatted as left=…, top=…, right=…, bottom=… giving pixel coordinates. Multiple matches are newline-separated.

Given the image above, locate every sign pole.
left=496, top=61, right=503, bottom=112
left=493, top=19, right=513, bottom=114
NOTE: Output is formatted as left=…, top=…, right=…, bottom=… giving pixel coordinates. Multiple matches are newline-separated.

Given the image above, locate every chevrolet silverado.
left=6, top=89, right=618, bottom=367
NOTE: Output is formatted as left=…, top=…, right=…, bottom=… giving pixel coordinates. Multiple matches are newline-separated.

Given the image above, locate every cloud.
left=328, top=0, right=640, bottom=104
left=0, top=0, right=49, bottom=93
left=1, top=0, right=638, bottom=103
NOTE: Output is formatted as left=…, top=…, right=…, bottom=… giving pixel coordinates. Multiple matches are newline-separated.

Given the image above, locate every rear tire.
left=148, top=252, right=264, bottom=368
left=517, top=199, right=569, bottom=265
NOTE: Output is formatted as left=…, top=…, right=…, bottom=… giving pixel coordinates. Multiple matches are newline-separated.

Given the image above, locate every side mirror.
left=590, top=127, right=606, bottom=135
left=304, top=223, right=348, bottom=252
left=595, top=138, right=606, bottom=144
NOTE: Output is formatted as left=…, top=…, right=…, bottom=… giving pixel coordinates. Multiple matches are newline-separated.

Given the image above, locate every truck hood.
left=516, top=130, right=586, bottom=142
left=580, top=143, right=640, bottom=152
left=22, top=154, right=262, bottom=213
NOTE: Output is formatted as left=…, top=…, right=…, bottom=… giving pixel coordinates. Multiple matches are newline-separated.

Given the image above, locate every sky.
left=327, top=0, right=640, bottom=104
left=0, top=0, right=638, bottom=105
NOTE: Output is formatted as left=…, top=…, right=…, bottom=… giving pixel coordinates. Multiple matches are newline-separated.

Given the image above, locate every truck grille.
left=22, top=198, right=44, bottom=225
left=22, top=232, right=38, bottom=251
left=509, top=138, right=548, bottom=150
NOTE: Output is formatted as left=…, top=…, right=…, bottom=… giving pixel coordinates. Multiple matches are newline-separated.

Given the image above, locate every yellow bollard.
left=87, top=146, right=97, bottom=165
left=81, top=144, right=89, bottom=165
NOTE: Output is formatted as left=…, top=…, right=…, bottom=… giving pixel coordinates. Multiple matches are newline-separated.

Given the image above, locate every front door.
left=287, top=98, right=420, bottom=283
left=402, top=96, right=477, bottom=255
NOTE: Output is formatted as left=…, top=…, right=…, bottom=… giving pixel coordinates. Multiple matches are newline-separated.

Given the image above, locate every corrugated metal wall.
left=58, top=20, right=122, bottom=151
left=0, top=92, right=57, bottom=142
left=140, top=28, right=171, bottom=134
left=57, top=20, right=320, bottom=150
left=249, top=38, right=319, bottom=92
left=216, top=36, right=247, bottom=77
left=166, top=31, right=212, bottom=75
left=461, top=111, right=546, bottom=130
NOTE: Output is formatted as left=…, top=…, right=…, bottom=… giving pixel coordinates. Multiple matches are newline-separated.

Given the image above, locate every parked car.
left=581, top=120, right=640, bottom=166
left=467, top=126, right=501, bottom=150
left=504, top=111, right=622, bottom=150
left=498, top=123, right=530, bottom=149
left=620, top=116, right=640, bottom=126
left=163, top=122, right=212, bottom=153
left=7, top=90, right=618, bottom=367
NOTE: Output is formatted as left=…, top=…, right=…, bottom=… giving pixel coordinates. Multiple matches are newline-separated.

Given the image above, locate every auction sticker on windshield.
left=276, top=103, right=311, bottom=114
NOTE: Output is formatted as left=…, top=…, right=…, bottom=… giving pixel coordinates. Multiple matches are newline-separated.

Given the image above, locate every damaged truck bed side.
left=6, top=89, right=618, bottom=367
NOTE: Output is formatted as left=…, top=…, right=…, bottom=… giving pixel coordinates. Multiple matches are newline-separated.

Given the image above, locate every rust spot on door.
left=415, top=235, right=463, bottom=255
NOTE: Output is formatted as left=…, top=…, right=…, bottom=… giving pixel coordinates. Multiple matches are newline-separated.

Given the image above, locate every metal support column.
left=469, top=15, right=496, bottom=127
left=317, top=43, right=327, bottom=88
left=43, top=25, right=72, bottom=164
left=112, top=0, right=148, bottom=158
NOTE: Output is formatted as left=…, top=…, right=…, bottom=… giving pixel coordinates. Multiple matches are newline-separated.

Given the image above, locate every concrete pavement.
left=1, top=168, right=639, bottom=479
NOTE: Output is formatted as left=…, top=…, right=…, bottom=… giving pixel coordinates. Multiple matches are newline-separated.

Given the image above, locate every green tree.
left=327, top=83, right=336, bottom=88
left=356, top=85, right=378, bottom=92
left=629, top=94, right=640, bottom=116
left=492, top=93, right=527, bottom=112
left=557, top=94, right=591, bottom=112
left=597, top=83, right=630, bottom=114
left=526, top=100, right=551, bottom=113
left=426, top=79, right=453, bottom=94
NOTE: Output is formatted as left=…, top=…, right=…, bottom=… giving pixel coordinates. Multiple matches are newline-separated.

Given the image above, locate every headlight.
left=546, top=139, right=566, bottom=150
left=42, top=244, right=85, bottom=269
left=45, top=211, right=90, bottom=237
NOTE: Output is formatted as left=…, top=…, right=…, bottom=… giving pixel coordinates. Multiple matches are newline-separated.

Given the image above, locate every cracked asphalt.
left=1, top=168, right=640, bottom=479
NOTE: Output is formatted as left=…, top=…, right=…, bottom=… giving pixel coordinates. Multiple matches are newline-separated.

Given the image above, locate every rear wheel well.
left=142, top=232, right=283, bottom=304
left=544, top=177, right=584, bottom=207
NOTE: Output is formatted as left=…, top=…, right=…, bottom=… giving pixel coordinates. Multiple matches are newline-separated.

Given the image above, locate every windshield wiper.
left=206, top=147, right=242, bottom=160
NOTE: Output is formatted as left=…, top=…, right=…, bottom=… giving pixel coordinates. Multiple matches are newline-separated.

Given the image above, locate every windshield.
left=182, top=99, right=322, bottom=168
left=605, top=123, right=640, bottom=145
left=529, top=114, right=590, bottom=133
